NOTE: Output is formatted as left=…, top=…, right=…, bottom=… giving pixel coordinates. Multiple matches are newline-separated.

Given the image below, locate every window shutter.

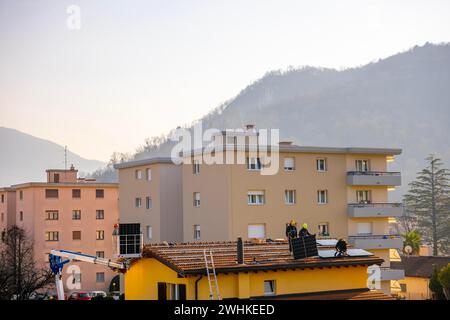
left=179, top=284, right=186, bottom=300
left=158, top=282, right=167, bottom=300
left=284, top=157, right=294, bottom=168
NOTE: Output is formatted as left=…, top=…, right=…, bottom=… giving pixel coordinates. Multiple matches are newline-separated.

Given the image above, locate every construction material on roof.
left=142, top=240, right=383, bottom=276
left=270, top=289, right=394, bottom=300
left=391, top=256, right=450, bottom=278
left=291, top=235, right=319, bottom=259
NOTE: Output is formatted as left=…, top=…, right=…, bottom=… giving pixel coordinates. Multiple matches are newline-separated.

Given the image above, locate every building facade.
left=114, top=158, right=183, bottom=248
left=1, top=167, right=119, bottom=293
left=0, top=187, right=16, bottom=234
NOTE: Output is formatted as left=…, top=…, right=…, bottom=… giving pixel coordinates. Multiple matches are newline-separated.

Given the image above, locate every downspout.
left=195, top=275, right=203, bottom=300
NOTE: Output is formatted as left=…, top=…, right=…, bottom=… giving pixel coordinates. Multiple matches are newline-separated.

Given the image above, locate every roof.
left=142, top=240, right=383, bottom=276
left=391, top=256, right=450, bottom=278
left=113, top=157, right=174, bottom=169
left=267, top=288, right=393, bottom=300
left=10, top=182, right=118, bottom=189
left=182, top=144, right=402, bottom=157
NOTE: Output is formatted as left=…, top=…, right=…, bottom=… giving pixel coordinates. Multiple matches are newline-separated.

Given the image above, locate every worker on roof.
left=335, top=238, right=348, bottom=257
left=285, top=220, right=298, bottom=252
left=298, top=223, right=311, bottom=237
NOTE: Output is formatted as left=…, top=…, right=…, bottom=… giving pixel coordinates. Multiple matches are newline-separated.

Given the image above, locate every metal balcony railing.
left=349, top=234, right=401, bottom=240
left=348, top=202, right=402, bottom=208
left=347, top=171, right=401, bottom=176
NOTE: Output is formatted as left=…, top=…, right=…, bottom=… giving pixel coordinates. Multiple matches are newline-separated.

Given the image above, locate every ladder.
left=203, top=249, right=221, bottom=300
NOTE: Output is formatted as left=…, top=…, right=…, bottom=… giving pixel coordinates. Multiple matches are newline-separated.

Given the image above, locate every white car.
left=89, top=291, right=107, bottom=298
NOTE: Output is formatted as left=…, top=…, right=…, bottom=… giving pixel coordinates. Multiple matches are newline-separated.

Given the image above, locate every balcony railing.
left=348, top=234, right=403, bottom=249
left=347, top=171, right=401, bottom=186
left=348, top=203, right=403, bottom=218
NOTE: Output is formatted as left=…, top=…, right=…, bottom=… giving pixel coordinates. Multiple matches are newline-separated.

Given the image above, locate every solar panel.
left=318, top=249, right=374, bottom=259
left=317, top=239, right=338, bottom=247
left=347, top=249, right=374, bottom=257
left=291, top=235, right=319, bottom=259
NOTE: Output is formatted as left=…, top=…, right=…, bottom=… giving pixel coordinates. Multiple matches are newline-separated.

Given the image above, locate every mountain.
left=0, top=127, right=106, bottom=186
left=135, top=43, right=450, bottom=200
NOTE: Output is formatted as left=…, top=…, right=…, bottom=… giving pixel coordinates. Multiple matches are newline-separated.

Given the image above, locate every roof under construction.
left=141, top=240, right=384, bottom=276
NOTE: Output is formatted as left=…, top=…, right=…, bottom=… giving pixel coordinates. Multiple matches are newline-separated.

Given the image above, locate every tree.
left=402, top=230, right=422, bottom=255
left=438, top=263, right=450, bottom=300
left=429, top=266, right=445, bottom=300
left=0, top=226, right=53, bottom=300
left=404, top=155, right=450, bottom=255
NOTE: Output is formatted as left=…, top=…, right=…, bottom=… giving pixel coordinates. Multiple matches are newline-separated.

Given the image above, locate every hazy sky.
left=1, top=0, right=449, bottom=161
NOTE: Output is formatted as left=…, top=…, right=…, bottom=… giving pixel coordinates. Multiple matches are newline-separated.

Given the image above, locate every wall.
left=398, top=277, right=431, bottom=300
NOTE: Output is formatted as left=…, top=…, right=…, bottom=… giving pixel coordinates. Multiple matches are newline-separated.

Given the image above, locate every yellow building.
left=124, top=240, right=392, bottom=300
left=392, top=256, right=450, bottom=300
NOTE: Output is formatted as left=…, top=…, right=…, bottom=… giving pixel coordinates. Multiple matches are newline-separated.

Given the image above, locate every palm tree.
left=402, top=230, right=422, bottom=255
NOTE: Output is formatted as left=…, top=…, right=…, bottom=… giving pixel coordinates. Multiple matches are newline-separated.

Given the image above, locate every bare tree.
left=404, top=155, right=450, bottom=255
left=0, top=226, right=53, bottom=300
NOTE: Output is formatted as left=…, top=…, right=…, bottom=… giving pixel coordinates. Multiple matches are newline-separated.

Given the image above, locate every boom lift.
left=49, top=249, right=126, bottom=300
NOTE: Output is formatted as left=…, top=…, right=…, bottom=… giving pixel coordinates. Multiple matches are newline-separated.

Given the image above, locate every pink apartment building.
left=1, top=166, right=119, bottom=294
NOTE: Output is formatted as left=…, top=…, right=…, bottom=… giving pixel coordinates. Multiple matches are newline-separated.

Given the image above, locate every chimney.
left=237, top=237, right=244, bottom=264
left=245, top=124, right=256, bottom=131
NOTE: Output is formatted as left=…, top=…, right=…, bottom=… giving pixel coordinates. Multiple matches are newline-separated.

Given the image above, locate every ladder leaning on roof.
left=203, top=249, right=221, bottom=300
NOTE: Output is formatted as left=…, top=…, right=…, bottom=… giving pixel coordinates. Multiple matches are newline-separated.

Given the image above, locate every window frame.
left=284, top=190, right=296, bottom=205
left=317, top=190, right=328, bottom=204
left=72, top=210, right=81, bottom=220
left=193, top=192, right=201, bottom=207
left=45, top=210, right=59, bottom=221
left=193, top=225, right=201, bottom=240
left=247, top=191, right=265, bottom=205
left=316, top=158, right=327, bottom=172
left=96, top=230, right=105, bottom=240
left=264, top=280, right=276, bottom=296
left=283, top=157, right=295, bottom=171
left=96, top=209, right=105, bottom=220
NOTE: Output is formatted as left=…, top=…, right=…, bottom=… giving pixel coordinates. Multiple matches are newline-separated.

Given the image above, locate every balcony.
left=348, top=235, right=403, bottom=250
left=348, top=203, right=403, bottom=218
left=380, top=267, right=405, bottom=281
left=347, top=171, right=401, bottom=186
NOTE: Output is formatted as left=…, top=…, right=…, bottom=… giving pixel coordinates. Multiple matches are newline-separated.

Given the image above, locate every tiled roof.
left=391, top=256, right=450, bottom=278
left=272, top=289, right=394, bottom=300
left=142, top=240, right=383, bottom=276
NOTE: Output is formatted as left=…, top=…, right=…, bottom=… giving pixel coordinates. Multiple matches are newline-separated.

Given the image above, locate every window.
left=400, top=283, right=407, bottom=293
left=72, top=231, right=81, bottom=240
left=158, top=283, right=186, bottom=301
left=318, top=223, right=329, bottom=236
left=264, top=280, right=276, bottom=295
left=96, top=210, right=104, bottom=220
left=146, top=168, right=152, bottom=181
left=19, top=190, right=23, bottom=200
left=45, top=210, right=59, bottom=220
left=248, top=191, right=265, bottom=205
left=135, top=170, right=143, bottom=179
left=45, top=231, right=59, bottom=241
left=96, top=230, right=105, bottom=240
left=356, top=160, right=370, bottom=172
left=284, top=190, right=296, bottom=204
left=317, top=190, right=328, bottom=204
left=1, top=212, right=4, bottom=222
left=248, top=224, right=266, bottom=239
left=72, top=273, right=81, bottom=284
left=19, top=211, right=23, bottom=221
left=45, top=189, right=58, bottom=199
left=193, top=160, right=200, bottom=175
left=356, top=190, right=371, bottom=203
left=357, top=222, right=372, bottom=235
left=72, top=189, right=81, bottom=198
left=194, top=225, right=201, bottom=240
left=72, top=210, right=81, bottom=220
left=96, top=189, right=104, bottom=198
left=146, top=197, right=152, bottom=210
left=246, top=157, right=262, bottom=170
left=316, top=158, right=327, bottom=171
left=284, top=157, right=295, bottom=171
left=193, top=192, right=200, bottom=207
left=1, top=194, right=4, bottom=203
left=146, top=225, right=153, bottom=240
left=135, top=197, right=142, bottom=208
left=54, top=174, right=60, bottom=183
left=96, top=272, right=105, bottom=283
left=96, top=251, right=105, bottom=258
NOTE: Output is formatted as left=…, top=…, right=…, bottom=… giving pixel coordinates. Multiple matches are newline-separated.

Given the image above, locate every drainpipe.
left=195, top=275, right=203, bottom=300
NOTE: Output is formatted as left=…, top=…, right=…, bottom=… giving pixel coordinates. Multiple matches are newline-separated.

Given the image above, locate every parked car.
left=89, top=291, right=107, bottom=298
left=67, top=291, right=92, bottom=300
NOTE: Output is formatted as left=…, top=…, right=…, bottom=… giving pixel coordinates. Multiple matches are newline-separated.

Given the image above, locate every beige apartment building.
left=115, top=126, right=404, bottom=294
left=114, top=158, right=183, bottom=253
left=0, top=187, right=16, bottom=233
left=1, top=167, right=119, bottom=293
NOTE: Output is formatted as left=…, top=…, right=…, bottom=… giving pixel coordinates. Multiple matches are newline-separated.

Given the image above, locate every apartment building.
left=181, top=127, right=404, bottom=294
left=0, top=187, right=16, bottom=233
left=2, top=167, right=119, bottom=293
left=114, top=157, right=183, bottom=253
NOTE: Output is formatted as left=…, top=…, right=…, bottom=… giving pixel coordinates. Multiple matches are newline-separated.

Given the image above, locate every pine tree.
left=404, top=155, right=450, bottom=255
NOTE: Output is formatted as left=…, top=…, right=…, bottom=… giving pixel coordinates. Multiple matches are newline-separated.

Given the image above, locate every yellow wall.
left=398, top=277, right=431, bottom=300
left=125, top=258, right=370, bottom=300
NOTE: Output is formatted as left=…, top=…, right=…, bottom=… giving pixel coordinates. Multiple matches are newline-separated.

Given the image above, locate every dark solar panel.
left=291, top=235, right=319, bottom=259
